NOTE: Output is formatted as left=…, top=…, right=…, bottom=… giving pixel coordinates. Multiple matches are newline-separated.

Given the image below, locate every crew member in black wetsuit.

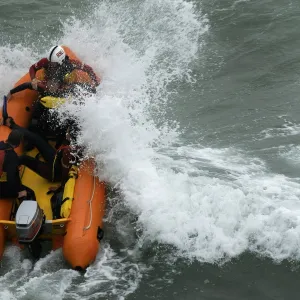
left=5, top=45, right=100, bottom=142
left=29, top=45, right=100, bottom=94
left=4, top=117, right=80, bottom=188
left=6, top=45, right=100, bottom=100
left=0, top=130, right=35, bottom=199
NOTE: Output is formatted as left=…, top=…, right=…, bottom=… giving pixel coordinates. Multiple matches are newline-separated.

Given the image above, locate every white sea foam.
left=259, top=116, right=300, bottom=139
left=2, top=1, right=300, bottom=298
left=280, top=145, right=300, bottom=165
left=58, top=0, right=300, bottom=266
left=0, top=244, right=144, bottom=299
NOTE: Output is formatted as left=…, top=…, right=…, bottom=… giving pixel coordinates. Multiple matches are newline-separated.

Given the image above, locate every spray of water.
left=57, top=0, right=300, bottom=266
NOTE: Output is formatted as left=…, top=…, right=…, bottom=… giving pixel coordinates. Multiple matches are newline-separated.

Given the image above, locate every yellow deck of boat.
left=20, top=147, right=58, bottom=220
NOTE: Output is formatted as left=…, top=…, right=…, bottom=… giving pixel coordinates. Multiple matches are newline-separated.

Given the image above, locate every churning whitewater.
left=1, top=0, right=300, bottom=299
left=59, top=1, right=300, bottom=264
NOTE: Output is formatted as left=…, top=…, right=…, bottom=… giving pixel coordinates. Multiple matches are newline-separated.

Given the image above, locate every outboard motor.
left=16, top=201, right=44, bottom=244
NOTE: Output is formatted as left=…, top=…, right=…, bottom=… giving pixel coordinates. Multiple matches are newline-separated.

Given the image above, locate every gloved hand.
left=18, top=190, right=27, bottom=199
left=31, top=78, right=40, bottom=90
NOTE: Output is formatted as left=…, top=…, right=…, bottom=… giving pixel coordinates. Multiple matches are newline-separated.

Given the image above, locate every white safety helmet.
left=48, top=45, right=66, bottom=65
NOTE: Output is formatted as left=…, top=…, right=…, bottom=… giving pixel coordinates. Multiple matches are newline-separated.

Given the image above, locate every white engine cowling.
left=16, top=200, right=44, bottom=243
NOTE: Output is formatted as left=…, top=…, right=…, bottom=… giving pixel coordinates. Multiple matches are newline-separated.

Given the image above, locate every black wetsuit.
left=10, top=127, right=63, bottom=182
left=0, top=142, right=35, bottom=199
left=10, top=82, right=69, bottom=145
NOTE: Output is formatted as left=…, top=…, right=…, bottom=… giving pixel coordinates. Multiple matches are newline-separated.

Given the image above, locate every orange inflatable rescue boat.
left=0, top=46, right=105, bottom=270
